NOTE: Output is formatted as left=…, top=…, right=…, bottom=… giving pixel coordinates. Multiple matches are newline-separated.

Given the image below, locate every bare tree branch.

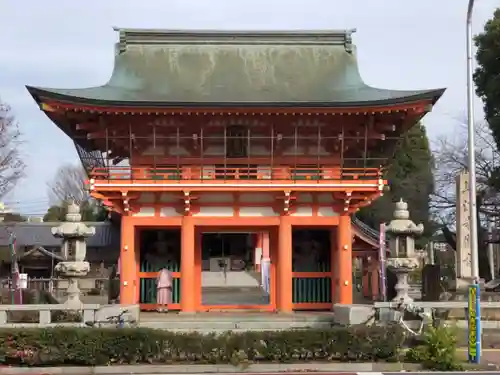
left=431, top=119, right=500, bottom=226
left=47, top=163, right=89, bottom=205
left=0, top=101, right=25, bottom=198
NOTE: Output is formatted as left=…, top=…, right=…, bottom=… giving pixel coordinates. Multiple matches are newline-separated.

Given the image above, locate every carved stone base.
left=65, top=277, right=83, bottom=309
left=55, top=261, right=90, bottom=311
left=392, top=269, right=413, bottom=303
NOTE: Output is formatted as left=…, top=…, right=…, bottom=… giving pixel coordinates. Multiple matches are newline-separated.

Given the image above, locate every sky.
left=0, top=0, right=498, bottom=216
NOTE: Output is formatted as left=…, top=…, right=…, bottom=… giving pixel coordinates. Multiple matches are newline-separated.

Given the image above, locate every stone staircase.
left=202, top=270, right=260, bottom=287
left=139, top=312, right=334, bottom=333
left=202, top=286, right=269, bottom=305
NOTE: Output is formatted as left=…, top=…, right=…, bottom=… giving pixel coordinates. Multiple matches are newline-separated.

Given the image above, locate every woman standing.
left=156, top=268, right=172, bottom=312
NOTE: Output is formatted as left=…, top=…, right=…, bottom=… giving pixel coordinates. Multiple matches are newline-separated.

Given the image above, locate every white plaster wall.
left=250, top=145, right=269, bottom=155
left=204, top=146, right=225, bottom=155
left=239, top=207, right=278, bottom=217
left=159, top=207, right=182, bottom=217
left=142, top=145, right=166, bottom=156
left=307, top=146, right=331, bottom=155
left=239, top=193, right=274, bottom=203
left=318, top=193, right=334, bottom=203
left=159, top=193, right=178, bottom=203
left=198, top=193, right=234, bottom=203
left=133, top=206, right=155, bottom=217
left=291, top=207, right=313, bottom=216
left=138, top=192, right=155, bottom=203
left=167, top=146, right=190, bottom=156
left=296, top=193, right=313, bottom=203
left=318, top=207, right=339, bottom=217
left=283, top=146, right=306, bottom=155
left=194, top=207, right=235, bottom=217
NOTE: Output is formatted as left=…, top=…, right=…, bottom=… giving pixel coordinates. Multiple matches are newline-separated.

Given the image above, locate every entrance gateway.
left=27, top=28, right=444, bottom=312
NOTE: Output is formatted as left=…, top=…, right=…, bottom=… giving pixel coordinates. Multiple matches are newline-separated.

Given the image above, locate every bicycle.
left=85, top=309, right=137, bottom=328
left=393, top=300, right=433, bottom=336
left=362, top=299, right=439, bottom=337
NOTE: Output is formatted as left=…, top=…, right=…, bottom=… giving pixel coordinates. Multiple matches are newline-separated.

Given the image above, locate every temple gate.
left=27, top=28, right=444, bottom=312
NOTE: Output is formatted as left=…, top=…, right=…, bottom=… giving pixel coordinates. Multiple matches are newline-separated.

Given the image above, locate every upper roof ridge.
left=113, top=27, right=356, bottom=53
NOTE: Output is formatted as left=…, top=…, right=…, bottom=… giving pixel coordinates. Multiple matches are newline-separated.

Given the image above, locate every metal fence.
left=0, top=276, right=109, bottom=294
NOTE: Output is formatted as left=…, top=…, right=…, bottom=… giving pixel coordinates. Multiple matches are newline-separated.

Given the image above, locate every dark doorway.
left=201, top=232, right=270, bottom=307
left=139, top=229, right=181, bottom=306
left=292, top=229, right=331, bottom=272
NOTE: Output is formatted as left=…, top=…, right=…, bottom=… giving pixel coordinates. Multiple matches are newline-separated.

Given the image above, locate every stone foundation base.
left=333, top=304, right=374, bottom=325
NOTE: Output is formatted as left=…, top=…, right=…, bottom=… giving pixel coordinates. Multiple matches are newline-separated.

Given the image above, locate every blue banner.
left=468, top=283, right=481, bottom=363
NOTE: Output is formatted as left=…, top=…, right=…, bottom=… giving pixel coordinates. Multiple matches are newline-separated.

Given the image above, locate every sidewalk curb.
left=0, top=363, right=422, bottom=374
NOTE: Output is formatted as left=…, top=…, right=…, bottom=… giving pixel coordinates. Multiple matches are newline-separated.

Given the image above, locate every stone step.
left=139, top=320, right=332, bottom=331
left=140, top=312, right=334, bottom=323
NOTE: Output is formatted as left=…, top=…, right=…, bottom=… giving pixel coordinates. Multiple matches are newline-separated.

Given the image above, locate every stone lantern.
left=385, top=199, right=423, bottom=302
left=52, top=202, right=95, bottom=309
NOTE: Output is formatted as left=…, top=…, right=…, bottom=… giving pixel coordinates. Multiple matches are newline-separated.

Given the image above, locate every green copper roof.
left=27, top=28, right=445, bottom=107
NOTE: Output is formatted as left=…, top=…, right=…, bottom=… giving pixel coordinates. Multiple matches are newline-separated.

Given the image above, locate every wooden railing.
left=91, top=166, right=382, bottom=182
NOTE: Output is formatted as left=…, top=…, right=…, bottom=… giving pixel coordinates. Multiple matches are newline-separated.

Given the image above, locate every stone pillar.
left=277, top=216, right=292, bottom=312
left=337, top=215, right=353, bottom=304
left=180, top=216, right=196, bottom=312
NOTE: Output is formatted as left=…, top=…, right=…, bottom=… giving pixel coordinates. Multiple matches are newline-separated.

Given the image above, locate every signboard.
left=19, top=273, right=28, bottom=289
left=456, top=171, right=472, bottom=278
left=468, top=284, right=481, bottom=363
left=379, top=223, right=387, bottom=301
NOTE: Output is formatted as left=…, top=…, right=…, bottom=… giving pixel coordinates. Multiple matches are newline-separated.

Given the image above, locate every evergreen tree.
left=357, top=123, right=434, bottom=243
left=474, top=8, right=500, bottom=149
left=43, top=200, right=108, bottom=222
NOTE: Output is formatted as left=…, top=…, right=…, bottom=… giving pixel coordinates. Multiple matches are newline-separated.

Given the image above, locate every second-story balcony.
left=89, top=166, right=384, bottom=193
left=91, top=165, right=382, bottom=181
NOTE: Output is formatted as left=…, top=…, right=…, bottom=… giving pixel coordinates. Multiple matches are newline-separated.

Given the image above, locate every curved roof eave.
left=26, top=85, right=445, bottom=110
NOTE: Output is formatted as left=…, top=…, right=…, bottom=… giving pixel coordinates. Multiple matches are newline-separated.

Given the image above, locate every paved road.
left=3, top=371, right=500, bottom=375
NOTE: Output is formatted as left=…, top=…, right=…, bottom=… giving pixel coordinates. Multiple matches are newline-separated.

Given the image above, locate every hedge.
left=0, top=325, right=405, bottom=366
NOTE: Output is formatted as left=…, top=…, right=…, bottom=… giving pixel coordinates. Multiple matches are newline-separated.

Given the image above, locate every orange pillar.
left=180, top=216, right=196, bottom=312
left=194, top=228, right=202, bottom=309
left=120, top=215, right=137, bottom=305
left=135, top=228, right=141, bottom=303
left=330, top=228, right=338, bottom=304
left=337, top=215, right=353, bottom=304
left=269, top=228, right=278, bottom=310
left=277, top=216, right=293, bottom=312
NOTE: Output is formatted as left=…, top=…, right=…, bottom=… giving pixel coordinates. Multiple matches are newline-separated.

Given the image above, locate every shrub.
left=405, top=325, right=463, bottom=371
left=0, top=325, right=405, bottom=366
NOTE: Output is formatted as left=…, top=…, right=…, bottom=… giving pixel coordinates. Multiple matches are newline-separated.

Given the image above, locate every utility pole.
left=466, top=0, right=481, bottom=364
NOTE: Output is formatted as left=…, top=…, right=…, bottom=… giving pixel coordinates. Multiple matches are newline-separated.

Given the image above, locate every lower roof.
left=27, top=28, right=445, bottom=108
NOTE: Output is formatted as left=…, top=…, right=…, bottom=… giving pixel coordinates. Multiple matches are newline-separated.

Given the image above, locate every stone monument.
left=52, top=202, right=95, bottom=309
left=455, top=170, right=473, bottom=290
left=385, top=199, right=423, bottom=302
